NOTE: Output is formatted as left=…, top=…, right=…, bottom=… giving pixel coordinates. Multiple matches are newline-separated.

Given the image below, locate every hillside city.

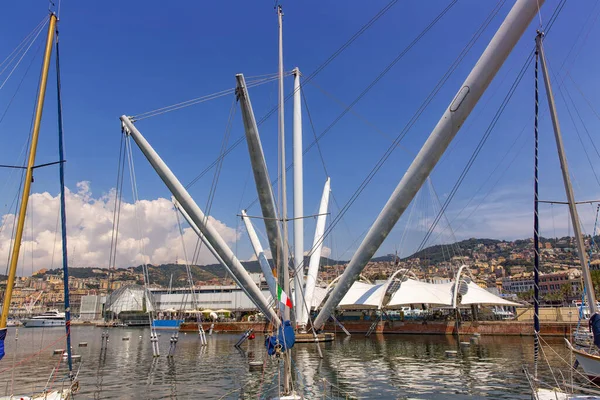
left=2, top=236, right=599, bottom=315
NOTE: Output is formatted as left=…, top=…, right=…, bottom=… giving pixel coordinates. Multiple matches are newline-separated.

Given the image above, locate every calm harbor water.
left=0, top=326, right=575, bottom=399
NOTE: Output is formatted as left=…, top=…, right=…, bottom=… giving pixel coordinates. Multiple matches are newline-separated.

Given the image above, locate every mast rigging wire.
left=552, top=70, right=600, bottom=189
left=124, top=136, right=158, bottom=340
left=286, top=0, right=507, bottom=265
left=183, top=1, right=399, bottom=190
left=131, top=73, right=289, bottom=121
left=190, top=98, right=237, bottom=265
left=0, top=19, right=48, bottom=94
left=0, top=16, right=47, bottom=76
left=413, top=0, right=568, bottom=255
left=108, top=136, right=126, bottom=278
left=243, top=0, right=476, bottom=213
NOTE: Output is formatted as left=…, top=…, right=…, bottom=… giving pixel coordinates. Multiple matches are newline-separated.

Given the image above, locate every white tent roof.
left=459, top=281, right=520, bottom=306
left=386, top=279, right=453, bottom=308
left=338, top=282, right=386, bottom=309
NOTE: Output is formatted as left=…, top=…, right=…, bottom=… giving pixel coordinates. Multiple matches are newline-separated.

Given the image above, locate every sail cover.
left=0, top=328, right=5, bottom=360
left=386, top=279, right=453, bottom=307
left=338, top=282, right=386, bottom=309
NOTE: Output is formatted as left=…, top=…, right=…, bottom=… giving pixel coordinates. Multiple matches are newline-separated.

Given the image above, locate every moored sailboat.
left=0, top=9, right=78, bottom=398
left=525, top=28, right=600, bottom=400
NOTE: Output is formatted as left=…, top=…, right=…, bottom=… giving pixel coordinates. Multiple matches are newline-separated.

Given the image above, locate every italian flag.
left=277, top=285, right=293, bottom=308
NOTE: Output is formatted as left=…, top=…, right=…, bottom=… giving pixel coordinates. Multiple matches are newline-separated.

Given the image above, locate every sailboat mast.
left=292, top=67, right=305, bottom=328
left=277, top=5, right=291, bottom=323
left=0, top=14, right=57, bottom=330
left=533, top=44, right=540, bottom=379
left=536, top=33, right=597, bottom=315
left=277, top=5, right=293, bottom=395
left=55, top=23, right=73, bottom=376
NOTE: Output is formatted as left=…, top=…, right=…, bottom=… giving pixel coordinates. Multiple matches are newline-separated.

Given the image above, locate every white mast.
left=277, top=5, right=294, bottom=396
left=241, top=210, right=279, bottom=300
left=536, top=34, right=597, bottom=314
left=120, top=116, right=280, bottom=326
left=314, top=0, right=546, bottom=329
left=277, top=4, right=291, bottom=324
left=300, top=177, right=330, bottom=328
left=236, top=73, right=285, bottom=278
left=292, top=67, right=305, bottom=327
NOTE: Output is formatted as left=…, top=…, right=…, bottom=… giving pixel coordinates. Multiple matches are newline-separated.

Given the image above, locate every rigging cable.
left=545, top=57, right=600, bottom=188
left=415, top=53, right=534, bottom=255
left=0, top=18, right=48, bottom=93
left=564, top=81, right=600, bottom=163
left=124, top=135, right=159, bottom=355
left=323, top=0, right=568, bottom=287
left=413, top=0, right=567, bottom=255
left=131, top=73, right=287, bottom=121
left=0, top=16, right=47, bottom=76
left=243, top=0, right=483, bottom=213
left=107, top=134, right=127, bottom=290
left=416, top=0, right=574, bottom=256
left=190, top=98, right=237, bottom=265
left=289, top=0, right=507, bottom=263
left=184, top=0, right=400, bottom=190
left=300, top=0, right=461, bottom=158
left=430, top=0, right=581, bottom=246
left=1, top=19, right=50, bottom=282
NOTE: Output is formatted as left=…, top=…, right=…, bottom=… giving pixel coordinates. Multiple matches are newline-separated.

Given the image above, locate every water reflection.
left=0, top=326, right=574, bottom=399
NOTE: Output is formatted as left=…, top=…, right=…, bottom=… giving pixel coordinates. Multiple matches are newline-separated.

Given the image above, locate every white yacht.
left=22, top=310, right=66, bottom=328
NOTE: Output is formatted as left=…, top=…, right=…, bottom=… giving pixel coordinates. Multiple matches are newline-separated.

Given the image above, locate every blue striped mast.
left=55, top=25, right=73, bottom=377
left=533, top=32, right=540, bottom=379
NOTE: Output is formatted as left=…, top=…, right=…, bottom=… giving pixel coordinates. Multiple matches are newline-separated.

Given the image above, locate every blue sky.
left=1, top=0, right=600, bottom=269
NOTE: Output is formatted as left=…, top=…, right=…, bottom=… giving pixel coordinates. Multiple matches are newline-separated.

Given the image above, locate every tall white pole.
left=277, top=5, right=291, bottom=325
left=536, top=34, right=597, bottom=314
left=277, top=5, right=293, bottom=395
left=236, top=74, right=285, bottom=277
left=300, top=178, right=330, bottom=328
left=292, top=67, right=305, bottom=327
left=314, top=0, right=546, bottom=329
left=241, top=210, right=279, bottom=300
left=120, top=116, right=280, bottom=326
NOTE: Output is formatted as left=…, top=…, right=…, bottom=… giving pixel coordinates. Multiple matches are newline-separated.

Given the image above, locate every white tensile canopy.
left=459, top=281, right=520, bottom=306
left=386, top=279, right=453, bottom=308
left=338, top=282, right=387, bottom=309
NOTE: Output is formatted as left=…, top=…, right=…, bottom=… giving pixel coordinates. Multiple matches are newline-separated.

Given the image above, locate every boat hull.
left=22, top=319, right=65, bottom=328
left=567, top=339, right=600, bottom=381
left=0, top=388, right=72, bottom=399
left=151, top=319, right=183, bottom=330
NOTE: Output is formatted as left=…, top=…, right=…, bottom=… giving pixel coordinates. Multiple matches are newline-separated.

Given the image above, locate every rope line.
left=0, top=332, right=69, bottom=375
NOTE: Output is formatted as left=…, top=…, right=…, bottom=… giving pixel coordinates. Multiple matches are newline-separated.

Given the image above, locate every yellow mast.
left=0, top=14, right=57, bottom=328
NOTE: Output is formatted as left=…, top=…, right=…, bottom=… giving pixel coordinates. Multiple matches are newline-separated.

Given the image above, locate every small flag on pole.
left=277, top=285, right=293, bottom=308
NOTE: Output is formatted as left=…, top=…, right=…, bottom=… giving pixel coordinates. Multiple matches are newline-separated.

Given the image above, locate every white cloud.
left=0, top=181, right=241, bottom=273
left=449, top=185, right=600, bottom=240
